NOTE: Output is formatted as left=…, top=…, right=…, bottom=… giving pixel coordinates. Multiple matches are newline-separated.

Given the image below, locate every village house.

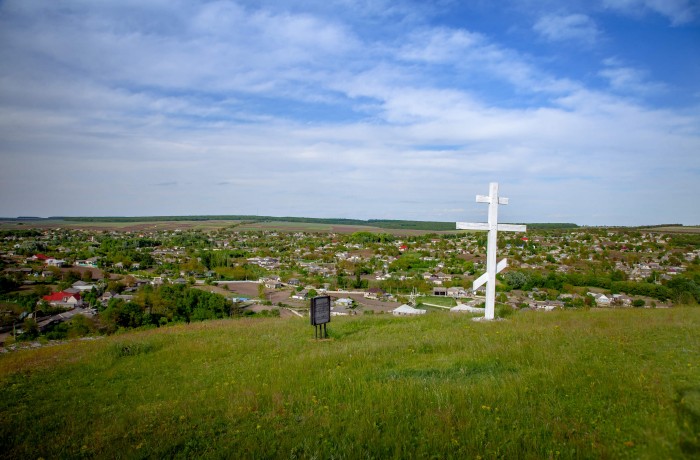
left=75, top=258, right=98, bottom=268
left=46, top=258, right=66, bottom=268
left=392, top=304, right=427, bottom=316
left=99, top=291, right=115, bottom=306
left=364, top=287, right=386, bottom=300
left=447, top=286, right=467, bottom=298
left=71, top=280, right=97, bottom=292
left=27, top=254, right=49, bottom=263
left=334, top=298, right=353, bottom=308
left=611, top=294, right=632, bottom=306
left=42, top=291, right=83, bottom=308
left=264, top=279, right=282, bottom=289
left=594, top=294, right=611, bottom=306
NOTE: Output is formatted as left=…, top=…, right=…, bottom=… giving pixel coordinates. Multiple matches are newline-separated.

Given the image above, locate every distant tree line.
left=50, top=216, right=579, bottom=231
left=0, top=229, right=42, bottom=238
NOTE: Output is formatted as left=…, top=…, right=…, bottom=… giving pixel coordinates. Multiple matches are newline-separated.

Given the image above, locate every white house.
left=392, top=304, right=427, bottom=316
left=594, top=294, right=611, bottom=306
left=334, top=298, right=353, bottom=308
left=72, top=280, right=97, bottom=292
left=264, top=280, right=282, bottom=289
left=46, top=258, right=66, bottom=268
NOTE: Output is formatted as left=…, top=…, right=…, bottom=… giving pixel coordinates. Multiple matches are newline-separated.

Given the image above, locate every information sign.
left=310, top=295, right=331, bottom=326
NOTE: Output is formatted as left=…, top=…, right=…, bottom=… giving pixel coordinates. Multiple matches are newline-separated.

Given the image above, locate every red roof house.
left=42, top=291, right=82, bottom=307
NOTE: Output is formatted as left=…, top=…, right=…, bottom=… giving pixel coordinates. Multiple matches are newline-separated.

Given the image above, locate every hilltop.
left=1, top=308, right=699, bottom=458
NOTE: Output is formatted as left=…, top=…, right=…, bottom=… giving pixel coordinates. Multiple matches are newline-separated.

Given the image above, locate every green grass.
left=1, top=308, right=699, bottom=459
left=419, top=295, right=459, bottom=308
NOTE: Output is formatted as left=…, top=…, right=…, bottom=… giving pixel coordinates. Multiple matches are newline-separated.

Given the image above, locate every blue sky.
left=1, top=0, right=699, bottom=226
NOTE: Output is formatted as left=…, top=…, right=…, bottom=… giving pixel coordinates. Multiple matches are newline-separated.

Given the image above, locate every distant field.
left=0, top=219, right=243, bottom=232
left=0, top=219, right=453, bottom=235
left=5, top=216, right=699, bottom=235
left=1, top=307, right=698, bottom=458
left=0, top=216, right=584, bottom=234
left=641, top=226, right=700, bottom=234
left=233, top=220, right=338, bottom=232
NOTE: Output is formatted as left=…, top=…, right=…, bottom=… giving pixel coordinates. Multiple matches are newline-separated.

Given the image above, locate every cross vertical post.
left=485, top=183, right=499, bottom=320
left=457, top=183, right=526, bottom=320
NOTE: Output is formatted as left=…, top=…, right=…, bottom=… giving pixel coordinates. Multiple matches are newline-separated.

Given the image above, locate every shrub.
left=108, top=340, right=158, bottom=358
left=496, top=304, right=515, bottom=318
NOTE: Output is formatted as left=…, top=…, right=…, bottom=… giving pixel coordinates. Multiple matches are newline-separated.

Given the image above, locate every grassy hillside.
left=1, top=308, right=699, bottom=459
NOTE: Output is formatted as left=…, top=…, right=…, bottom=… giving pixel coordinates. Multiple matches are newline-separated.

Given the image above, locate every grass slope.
left=1, top=308, right=699, bottom=459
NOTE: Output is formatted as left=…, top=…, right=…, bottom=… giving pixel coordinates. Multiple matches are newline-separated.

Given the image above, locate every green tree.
left=666, top=276, right=700, bottom=305
left=21, top=318, right=39, bottom=340
left=67, top=315, right=96, bottom=338
left=33, top=284, right=51, bottom=297
left=503, top=271, right=528, bottom=290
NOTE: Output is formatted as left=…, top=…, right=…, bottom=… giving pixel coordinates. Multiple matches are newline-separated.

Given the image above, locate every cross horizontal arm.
left=457, top=222, right=527, bottom=232
left=457, top=222, right=489, bottom=231
left=497, top=224, right=526, bottom=232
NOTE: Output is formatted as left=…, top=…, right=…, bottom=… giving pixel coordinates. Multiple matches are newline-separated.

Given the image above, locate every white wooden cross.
left=457, top=183, right=526, bottom=320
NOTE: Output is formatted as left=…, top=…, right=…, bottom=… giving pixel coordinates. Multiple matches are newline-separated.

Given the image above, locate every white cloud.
left=398, top=28, right=482, bottom=63
left=396, top=26, right=578, bottom=97
left=0, top=1, right=698, bottom=225
left=533, top=14, right=601, bottom=44
left=602, top=0, right=697, bottom=24
left=599, top=58, right=666, bottom=95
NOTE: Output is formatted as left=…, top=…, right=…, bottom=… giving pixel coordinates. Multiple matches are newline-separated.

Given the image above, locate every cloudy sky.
left=1, top=0, right=699, bottom=226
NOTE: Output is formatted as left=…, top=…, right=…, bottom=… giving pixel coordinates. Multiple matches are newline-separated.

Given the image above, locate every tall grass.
left=1, top=308, right=699, bottom=459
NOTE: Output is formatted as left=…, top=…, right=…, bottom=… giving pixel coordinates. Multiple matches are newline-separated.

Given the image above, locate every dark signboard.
left=310, top=295, right=331, bottom=326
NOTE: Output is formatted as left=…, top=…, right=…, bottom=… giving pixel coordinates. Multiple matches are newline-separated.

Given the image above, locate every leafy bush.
left=108, top=340, right=158, bottom=358
left=496, top=304, right=515, bottom=318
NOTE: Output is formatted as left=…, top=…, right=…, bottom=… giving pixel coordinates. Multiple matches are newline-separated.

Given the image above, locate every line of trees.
left=100, top=285, right=236, bottom=333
